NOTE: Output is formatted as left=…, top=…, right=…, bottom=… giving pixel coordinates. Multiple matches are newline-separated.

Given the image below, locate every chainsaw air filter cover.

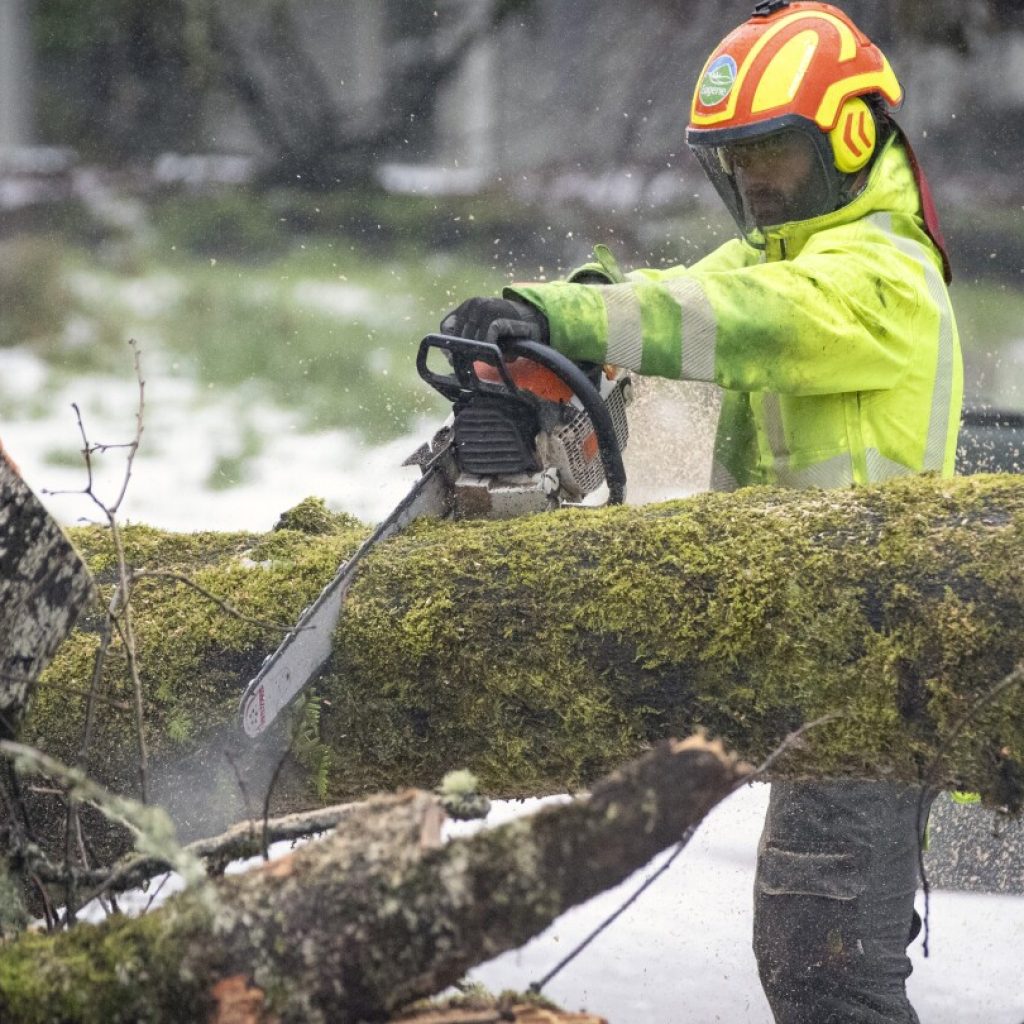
left=453, top=397, right=540, bottom=477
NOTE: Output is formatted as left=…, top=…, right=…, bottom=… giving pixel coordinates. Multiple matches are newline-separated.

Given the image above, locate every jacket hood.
left=745, top=133, right=950, bottom=279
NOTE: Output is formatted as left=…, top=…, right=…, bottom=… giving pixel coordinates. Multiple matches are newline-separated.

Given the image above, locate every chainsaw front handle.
left=416, top=334, right=521, bottom=401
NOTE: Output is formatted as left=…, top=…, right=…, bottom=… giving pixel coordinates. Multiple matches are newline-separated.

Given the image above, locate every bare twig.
left=527, top=720, right=842, bottom=996
left=0, top=741, right=206, bottom=892
left=745, top=714, right=843, bottom=786
left=114, top=349, right=149, bottom=803
left=132, top=569, right=298, bottom=634
left=919, top=662, right=1024, bottom=793
left=914, top=661, right=1024, bottom=957
left=108, top=610, right=149, bottom=803
left=54, top=687, right=133, bottom=713
left=23, top=801, right=362, bottom=898
left=64, top=586, right=121, bottom=926
left=0, top=753, right=60, bottom=931
left=262, top=728, right=301, bottom=861
left=223, top=750, right=256, bottom=838
left=142, top=872, right=173, bottom=916
left=109, top=340, right=145, bottom=515
left=62, top=344, right=151, bottom=804
left=529, top=824, right=698, bottom=996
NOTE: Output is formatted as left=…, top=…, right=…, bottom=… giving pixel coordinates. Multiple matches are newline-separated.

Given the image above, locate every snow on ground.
left=0, top=345, right=426, bottom=531
left=465, top=785, right=1024, bottom=1023
left=70, top=784, right=1024, bottom=1023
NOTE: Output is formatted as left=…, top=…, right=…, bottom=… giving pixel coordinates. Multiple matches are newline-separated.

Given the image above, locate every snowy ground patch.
left=64, top=784, right=1024, bottom=1023
left=0, top=345, right=430, bottom=531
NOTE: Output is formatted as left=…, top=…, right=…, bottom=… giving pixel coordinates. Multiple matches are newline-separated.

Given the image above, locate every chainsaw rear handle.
left=417, top=333, right=627, bottom=505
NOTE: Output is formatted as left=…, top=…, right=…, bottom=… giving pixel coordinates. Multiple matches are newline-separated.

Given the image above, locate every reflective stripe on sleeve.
left=759, top=393, right=788, bottom=458
left=711, top=460, right=740, bottom=492
left=664, top=276, right=718, bottom=382
left=869, top=213, right=956, bottom=472
left=772, top=447, right=912, bottom=489
left=602, top=286, right=644, bottom=370
left=774, top=452, right=855, bottom=489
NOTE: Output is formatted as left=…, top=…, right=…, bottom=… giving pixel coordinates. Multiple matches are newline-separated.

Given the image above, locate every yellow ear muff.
left=829, top=96, right=876, bottom=173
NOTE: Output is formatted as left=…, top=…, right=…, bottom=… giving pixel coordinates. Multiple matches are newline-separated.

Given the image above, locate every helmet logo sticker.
left=699, top=55, right=738, bottom=107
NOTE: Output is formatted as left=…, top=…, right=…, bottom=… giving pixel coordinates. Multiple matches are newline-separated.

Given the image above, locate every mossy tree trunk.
left=0, top=738, right=744, bottom=1024
left=14, top=474, right=1024, bottom=874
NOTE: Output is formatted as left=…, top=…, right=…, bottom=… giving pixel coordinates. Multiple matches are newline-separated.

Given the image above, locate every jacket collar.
left=744, top=135, right=919, bottom=261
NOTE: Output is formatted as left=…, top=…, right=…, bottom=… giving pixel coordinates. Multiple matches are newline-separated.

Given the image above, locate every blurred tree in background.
left=26, top=0, right=1024, bottom=183
left=18, top=0, right=1024, bottom=286
left=33, top=0, right=214, bottom=159
left=31, top=0, right=534, bottom=185
left=26, top=1, right=999, bottom=160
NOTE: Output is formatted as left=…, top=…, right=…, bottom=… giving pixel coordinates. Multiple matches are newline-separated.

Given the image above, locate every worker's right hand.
left=440, top=297, right=549, bottom=347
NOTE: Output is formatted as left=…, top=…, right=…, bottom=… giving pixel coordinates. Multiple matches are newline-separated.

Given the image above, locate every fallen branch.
left=0, top=736, right=747, bottom=1024
left=20, top=799, right=364, bottom=896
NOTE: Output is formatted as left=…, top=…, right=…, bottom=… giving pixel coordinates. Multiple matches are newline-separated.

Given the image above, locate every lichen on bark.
left=0, top=738, right=743, bottom=1024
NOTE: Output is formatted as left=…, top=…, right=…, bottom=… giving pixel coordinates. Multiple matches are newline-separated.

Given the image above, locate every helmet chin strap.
left=843, top=167, right=871, bottom=201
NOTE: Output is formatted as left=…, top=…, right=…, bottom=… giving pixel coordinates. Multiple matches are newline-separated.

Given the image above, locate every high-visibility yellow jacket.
left=508, top=136, right=962, bottom=491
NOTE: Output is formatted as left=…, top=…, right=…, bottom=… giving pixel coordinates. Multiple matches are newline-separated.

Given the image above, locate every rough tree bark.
left=13, top=473, right=1024, bottom=869
left=0, top=737, right=746, bottom=1024
left=0, top=453, right=93, bottom=739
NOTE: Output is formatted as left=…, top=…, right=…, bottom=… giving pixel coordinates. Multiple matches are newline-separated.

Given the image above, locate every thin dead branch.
left=132, top=569, right=298, bottom=634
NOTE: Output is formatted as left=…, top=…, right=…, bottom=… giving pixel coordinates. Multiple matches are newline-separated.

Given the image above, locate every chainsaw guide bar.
left=240, top=447, right=456, bottom=738
left=240, top=335, right=629, bottom=740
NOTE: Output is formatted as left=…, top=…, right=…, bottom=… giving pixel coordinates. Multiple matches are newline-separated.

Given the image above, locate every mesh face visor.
left=688, top=124, right=844, bottom=234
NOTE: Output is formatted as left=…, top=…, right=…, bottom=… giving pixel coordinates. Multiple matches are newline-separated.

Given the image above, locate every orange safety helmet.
left=686, top=1, right=904, bottom=231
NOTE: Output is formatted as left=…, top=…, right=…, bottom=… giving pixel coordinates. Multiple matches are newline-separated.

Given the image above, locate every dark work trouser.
left=752, top=781, right=932, bottom=1024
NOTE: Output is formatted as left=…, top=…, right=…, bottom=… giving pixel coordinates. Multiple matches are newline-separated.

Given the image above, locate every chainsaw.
left=240, top=335, right=631, bottom=739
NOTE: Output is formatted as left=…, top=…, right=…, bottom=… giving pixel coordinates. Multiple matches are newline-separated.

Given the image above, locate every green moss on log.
left=21, top=475, right=1024, bottom=845
left=28, top=515, right=365, bottom=769
left=273, top=496, right=361, bottom=535
left=0, top=894, right=215, bottom=1022
left=324, top=474, right=1024, bottom=807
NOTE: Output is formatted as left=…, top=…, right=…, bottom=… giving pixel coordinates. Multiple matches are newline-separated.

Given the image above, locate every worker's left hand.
left=440, top=297, right=549, bottom=346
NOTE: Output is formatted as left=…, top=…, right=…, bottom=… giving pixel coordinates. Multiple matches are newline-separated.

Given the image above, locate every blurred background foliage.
left=33, top=0, right=215, bottom=159
left=3, top=0, right=1024, bottom=482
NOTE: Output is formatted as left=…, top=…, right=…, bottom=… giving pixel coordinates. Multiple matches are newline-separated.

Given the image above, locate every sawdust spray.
left=621, top=377, right=723, bottom=504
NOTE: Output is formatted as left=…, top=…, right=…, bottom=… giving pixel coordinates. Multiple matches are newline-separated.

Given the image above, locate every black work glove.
left=440, top=297, right=549, bottom=346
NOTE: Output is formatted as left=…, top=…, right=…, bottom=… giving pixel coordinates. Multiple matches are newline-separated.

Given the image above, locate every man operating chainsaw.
left=440, top=2, right=962, bottom=1021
